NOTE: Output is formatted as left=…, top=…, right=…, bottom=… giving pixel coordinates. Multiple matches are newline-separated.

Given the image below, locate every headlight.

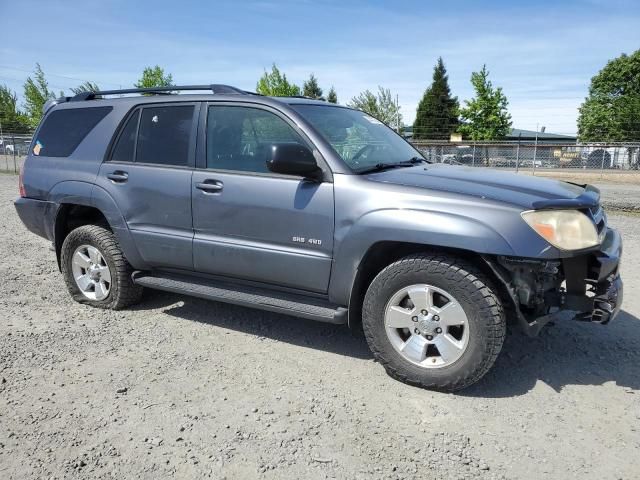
left=521, top=209, right=599, bottom=250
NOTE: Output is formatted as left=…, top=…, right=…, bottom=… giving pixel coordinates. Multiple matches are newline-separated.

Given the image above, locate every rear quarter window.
left=35, top=106, right=112, bottom=157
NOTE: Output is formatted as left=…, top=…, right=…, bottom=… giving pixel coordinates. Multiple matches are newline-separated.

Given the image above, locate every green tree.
left=413, top=57, right=459, bottom=140
left=327, top=86, right=338, bottom=104
left=135, top=66, right=174, bottom=89
left=23, top=63, right=55, bottom=128
left=577, top=49, right=640, bottom=142
left=347, top=86, right=402, bottom=128
left=256, top=64, right=301, bottom=96
left=458, top=65, right=511, bottom=141
left=0, top=85, right=30, bottom=133
left=302, top=73, right=323, bottom=99
left=71, top=81, right=100, bottom=95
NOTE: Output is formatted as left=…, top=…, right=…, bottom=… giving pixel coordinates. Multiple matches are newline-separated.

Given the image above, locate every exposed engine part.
left=497, top=256, right=562, bottom=316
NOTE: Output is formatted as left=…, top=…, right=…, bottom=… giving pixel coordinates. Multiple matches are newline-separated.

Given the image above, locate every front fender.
left=328, top=208, right=516, bottom=305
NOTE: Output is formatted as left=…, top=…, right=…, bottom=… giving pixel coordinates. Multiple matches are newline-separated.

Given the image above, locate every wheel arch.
left=346, top=241, right=511, bottom=330
left=52, top=185, right=147, bottom=271
left=54, top=203, right=110, bottom=268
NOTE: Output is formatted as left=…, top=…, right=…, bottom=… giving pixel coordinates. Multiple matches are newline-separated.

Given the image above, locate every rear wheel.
left=362, top=253, right=505, bottom=391
left=61, top=224, right=143, bottom=310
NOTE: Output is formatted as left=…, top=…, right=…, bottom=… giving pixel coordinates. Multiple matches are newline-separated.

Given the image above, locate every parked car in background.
left=0, top=140, right=15, bottom=155
left=439, top=154, right=461, bottom=165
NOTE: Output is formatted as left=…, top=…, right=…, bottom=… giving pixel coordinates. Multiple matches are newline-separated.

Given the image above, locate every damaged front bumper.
left=485, top=227, right=623, bottom=337
left=562, top=227, right=623, bottom=324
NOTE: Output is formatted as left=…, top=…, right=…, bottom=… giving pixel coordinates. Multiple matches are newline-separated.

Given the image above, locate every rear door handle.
left=196, top=181, right=223, bottom=193
left=107, top=171, right=129, bottom=183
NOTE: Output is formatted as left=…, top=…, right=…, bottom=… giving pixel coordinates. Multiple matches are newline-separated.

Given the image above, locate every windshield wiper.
left=357, top=157, right=427, bottom=175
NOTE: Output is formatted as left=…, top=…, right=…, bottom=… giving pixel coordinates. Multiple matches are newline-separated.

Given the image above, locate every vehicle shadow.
left=135, top=290, right=640, bottom=396
left=464, top=309, right=640, bottom=397
left=135, top=289, right=373, bottom=360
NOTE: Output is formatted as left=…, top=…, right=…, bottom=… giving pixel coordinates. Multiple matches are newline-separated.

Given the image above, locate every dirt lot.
left=520, top=169, right=640, bottom=185
left=520, top=171, right=640, bottom=212
left=1, top=173, right=639, bottom=480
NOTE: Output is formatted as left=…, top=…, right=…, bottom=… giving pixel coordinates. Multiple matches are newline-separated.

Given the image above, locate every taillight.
left=18, top=164, right=26, bottom=197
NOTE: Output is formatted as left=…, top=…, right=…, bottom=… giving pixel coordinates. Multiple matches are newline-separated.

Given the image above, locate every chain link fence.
left=411, top=141, right=640, bottom=173
left=0, top=132, right=33, bottom=173
left=2, top=131, right=640, bottom=176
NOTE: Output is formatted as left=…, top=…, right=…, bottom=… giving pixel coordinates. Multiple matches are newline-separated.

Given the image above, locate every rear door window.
left=110, top=109, right=139, bottom=163
left=35, top=106, right=112, bottom=157
left=135, top=105, right=195, bottom=166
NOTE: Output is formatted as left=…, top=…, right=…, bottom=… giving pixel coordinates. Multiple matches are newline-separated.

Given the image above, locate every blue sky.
left=1, top=0, right=638, bottom=134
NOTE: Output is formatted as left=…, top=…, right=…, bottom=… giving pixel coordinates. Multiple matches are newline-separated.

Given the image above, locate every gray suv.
left=15, top=84, right=623, bottom=391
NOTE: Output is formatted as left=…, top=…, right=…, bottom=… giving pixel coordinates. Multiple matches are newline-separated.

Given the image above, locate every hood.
left=365, top=163, right=597, bottom=210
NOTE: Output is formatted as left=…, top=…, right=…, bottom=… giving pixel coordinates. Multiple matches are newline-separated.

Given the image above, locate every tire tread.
left=60, top=224, right=142, bottom=310
left=362, top=253, right=505, bottom=391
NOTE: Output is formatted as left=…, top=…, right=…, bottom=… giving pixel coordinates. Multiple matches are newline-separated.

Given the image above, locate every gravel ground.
left=594, top=183, right=640, bottom=213
left=1, top=173, right=639, bottom=480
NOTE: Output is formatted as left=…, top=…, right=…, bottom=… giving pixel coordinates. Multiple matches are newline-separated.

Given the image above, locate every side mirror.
left=266, top=143, right=322, bottom=180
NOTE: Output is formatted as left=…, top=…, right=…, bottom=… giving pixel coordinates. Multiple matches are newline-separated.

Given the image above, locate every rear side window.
left=110, top=109, right=139, bottom=163
left=135, top=105, right=194, bottom=166
left=35, top=106, right=112, bottom=157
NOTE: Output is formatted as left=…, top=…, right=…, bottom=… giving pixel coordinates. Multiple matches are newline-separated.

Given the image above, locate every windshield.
left=291, top=104, right=425, bottom=173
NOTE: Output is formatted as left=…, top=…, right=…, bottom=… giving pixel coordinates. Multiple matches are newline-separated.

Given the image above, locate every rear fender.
left=46, top=181, right=95, bottom=241
left=42, top=181, right=146, bottom=271
left=90, top=184, right=148, bottom=270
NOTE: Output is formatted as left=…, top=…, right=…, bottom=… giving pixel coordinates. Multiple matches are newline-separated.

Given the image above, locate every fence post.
left=515, top=136, right=521, bottom=173
left=11, top=133, right=17, bottom=173
left=600, top=147, right=607, bottom=178
left=472, top=142, right=476, bottom=167
left=532, top=134, right=538, bottom=176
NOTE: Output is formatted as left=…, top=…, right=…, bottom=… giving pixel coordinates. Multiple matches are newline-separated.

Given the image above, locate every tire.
left=362, top=253, right=505, bottom=392
left=61, top=224, right=143, bottom=310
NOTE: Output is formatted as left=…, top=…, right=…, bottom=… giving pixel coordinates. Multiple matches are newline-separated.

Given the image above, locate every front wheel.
left=362, top=253, right=505, bottom=391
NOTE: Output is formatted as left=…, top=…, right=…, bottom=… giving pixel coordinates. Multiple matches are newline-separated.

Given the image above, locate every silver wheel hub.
left=384, top=284, right=470, bottom=369
left=71, top=245, right=112, bottom=301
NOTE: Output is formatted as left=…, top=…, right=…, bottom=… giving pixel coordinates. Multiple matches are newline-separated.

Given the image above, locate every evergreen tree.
left=23, top=63, right=55, bottom=128
left=71, top=81, right=100, bottom=94
left=302, top=74, right=323, bottom=99
left=413, top=57, right=459, bottom=140
left=327, top=86, right=338, bottom=104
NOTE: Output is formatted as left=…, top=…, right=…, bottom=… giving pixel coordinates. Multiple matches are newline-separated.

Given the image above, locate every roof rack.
left=70, top=84, right=259, bottom=102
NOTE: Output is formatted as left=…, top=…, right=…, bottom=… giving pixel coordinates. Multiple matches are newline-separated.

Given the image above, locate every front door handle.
left=107, top=171, right=129, bottom=183
left=196, top=181, right=223, bottom=193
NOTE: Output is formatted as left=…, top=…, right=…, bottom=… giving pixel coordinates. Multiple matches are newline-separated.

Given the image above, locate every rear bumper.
left=14, top=197, right=53, bottom=240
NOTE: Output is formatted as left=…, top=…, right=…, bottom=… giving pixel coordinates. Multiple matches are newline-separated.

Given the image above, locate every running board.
left=132, top=272, right=348, bottom=325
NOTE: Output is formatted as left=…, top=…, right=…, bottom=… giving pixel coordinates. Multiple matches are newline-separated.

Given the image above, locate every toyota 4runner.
left=15, top=84, right=623, bottom=391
